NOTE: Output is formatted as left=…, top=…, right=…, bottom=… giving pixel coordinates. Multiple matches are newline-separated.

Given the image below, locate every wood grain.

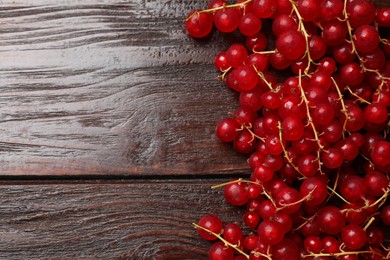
left=0, top=0, right=388, bottom=177
left=0, top=0, right=250, bottom=176
left=0, top=180, right=245, bottom=259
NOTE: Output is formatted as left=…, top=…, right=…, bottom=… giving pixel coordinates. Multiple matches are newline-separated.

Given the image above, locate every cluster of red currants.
left=186, top=0, right=390, bottom=259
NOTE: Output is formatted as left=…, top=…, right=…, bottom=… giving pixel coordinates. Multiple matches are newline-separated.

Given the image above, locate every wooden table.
left=0, top=0, right=388, bottom=259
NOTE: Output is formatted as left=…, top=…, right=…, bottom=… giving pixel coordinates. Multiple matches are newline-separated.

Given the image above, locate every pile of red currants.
left=185, top=0, right=390, bottom=259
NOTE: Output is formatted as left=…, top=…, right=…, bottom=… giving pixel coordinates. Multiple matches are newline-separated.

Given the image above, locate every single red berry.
left=252, top=0, right=278, bottom=18
left=319, top=0, right=344, bottom=21
left=185, top=10, right=213, bottom=38
left=321, top=236, right=341, bottom=254
left=272, top=14, right=298, bottom=37
left=216, top=117, right=240, bottom=143
left=224, top=181, right=249, bottom=206
left=346, top=0, right=376, bottom=28
left=239, top=13, right=262, bottom=36
left=272, top=238, right=300, bottom=259
left=297, top=0, right=321, bottom=21
left=281, top=116, right=305, bottom=141
left=246, top=32, right=268, bottom=52
left=257, top=220, right=285, bottom=245
left=214, top=8, right=240, bottom=33
left=276, top=30, right=306, bottom=60
left=304, top=236, right=323, bottom=253
left=243, top=211, right=260, bottom=228
left=316, top=206, right=346, bottom=235
left=339, top=175, right=367, bottom=203
left=209, top=241, right=234, bottom=260
left=376, top=7, right=390, bottom=27
left=364, top=102, right=388, bottom=124
left=371, top=141, right=390, bottom=166
left=300, top=176, right=328, bottom=207
left=226, top=44, right=248, bottom=68
left=341, top=224, right=366, bottom=250
left=222, top=223, right=243, bottom=245
left=197, top=214, right=223, bottom=240
left=381, top=205, right=390, bottom=225
left=353, top=25, right=380, bottom=53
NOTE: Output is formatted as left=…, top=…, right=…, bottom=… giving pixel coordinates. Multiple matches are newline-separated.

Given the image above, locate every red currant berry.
left=364, top=102, right=388, bottom=124
left=216, top=117, right=240, bottom=142
left=223, top=223, right=243, bottom=245
left=371, top=140, right=390, bottom=166
left=316, top=206, right=346, bottom=235
left=300, top=176, right=328, bottom=207
left=239, top=13, right=262, bottom=36
left=341, top=224, right=366, bottom=250
left=214, top=8, right=240, bottom=33
left=281, top=116, right=305, bottom=141
left=297, top=0, right=321, bottom=21
left=209, top=241, right=234, bottom=260
left=353, top=25, right=380, bottom=53
left=224, top=181, right=249, bottom=206
left=276, top=30, right=306, bottom=60
left=346, top=0, right=375, bottom=28
left=185, top=10, right=213, bottom=38
left=197, top=214, right=223, bottom=240
left=319, top=0, right=344, bottom=21
left=253, top=0, right=278, bottom=18
left=339, top=175, right=367, bottom=203
left=257, top=220, right=285, bottom=245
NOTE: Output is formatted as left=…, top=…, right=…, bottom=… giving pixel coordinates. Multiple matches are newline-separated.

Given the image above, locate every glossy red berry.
left=317, top=206, right=346, bottom=235
left=185, top=10, right=213, bottom=38
left=239, top=13, right=262, bottom=36
left=341, top=224, right=367, bottom=250
left=214, top=8, right=240, bottom=33
left=209, top=241, right=234, bottom=260
left=257, top=220, right=285, bottom=245
left=198, top=214, right=223, bottom=240
left=276, top=30, right=306, bottom=60
left=353, top=25, right=380, bottom=53
left=216, top=117, right=240, bottom=142
left=224, top=181, right=249, bottom=206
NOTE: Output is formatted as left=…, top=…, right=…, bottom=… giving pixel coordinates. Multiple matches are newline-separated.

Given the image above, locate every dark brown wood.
left=0, top=0, right=389, bottom=259
left=0, top=0, right=248, bottom=176
left=0, top=180, right=244, bottom=259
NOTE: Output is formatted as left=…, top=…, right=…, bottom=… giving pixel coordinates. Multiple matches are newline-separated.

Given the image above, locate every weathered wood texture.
left=0, top=0, right=389, bottom=259
left=0, top=181, right=244, bottom=259
left=0, top=0, right=249, bottom=176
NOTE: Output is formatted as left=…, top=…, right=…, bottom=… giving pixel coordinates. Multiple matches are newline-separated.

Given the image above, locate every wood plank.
left=0, top=0, right=249, bottom=176
left=0, top=0, right=388, bottom=177
left=0, top=180, right=245, bottom=259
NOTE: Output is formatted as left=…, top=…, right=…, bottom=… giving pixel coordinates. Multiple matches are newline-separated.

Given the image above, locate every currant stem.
left=211, top=178, right=260, bottom=189
left=253, top=67, right=274, bottom=91
left=305, top=250, right=377, bottom=258
left=186, top=0, right=254, bottom=21
left=327, top=185, right=351, bottom=205
left=346, top=86, right=372, bottom=104
left=298, top=70, right=324, bottom=174
left=253, top=50, right=277, bottom=55
left=277, top=186, right=317, bottom=209
left=342, top=1, right=388, bottom=95
left=363, top=216, right=375, bottom=231
left=193, top=223, right=250, bottom=259
left=331, top=77, right=350, bottom=136
left=290, top=0, right=313, bottom=75
left=250, top=250, right=272, bottom=260
left=261, top=186, right=278, bottom=209
left=277, top=122, right=306, bottom=177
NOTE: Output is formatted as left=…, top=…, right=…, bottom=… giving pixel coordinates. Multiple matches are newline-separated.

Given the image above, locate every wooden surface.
left=0, top=0, right=248, bottom=176
left=0, top=180, right=244, bottom=259
left=0, top=0, right=388, bottom=259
